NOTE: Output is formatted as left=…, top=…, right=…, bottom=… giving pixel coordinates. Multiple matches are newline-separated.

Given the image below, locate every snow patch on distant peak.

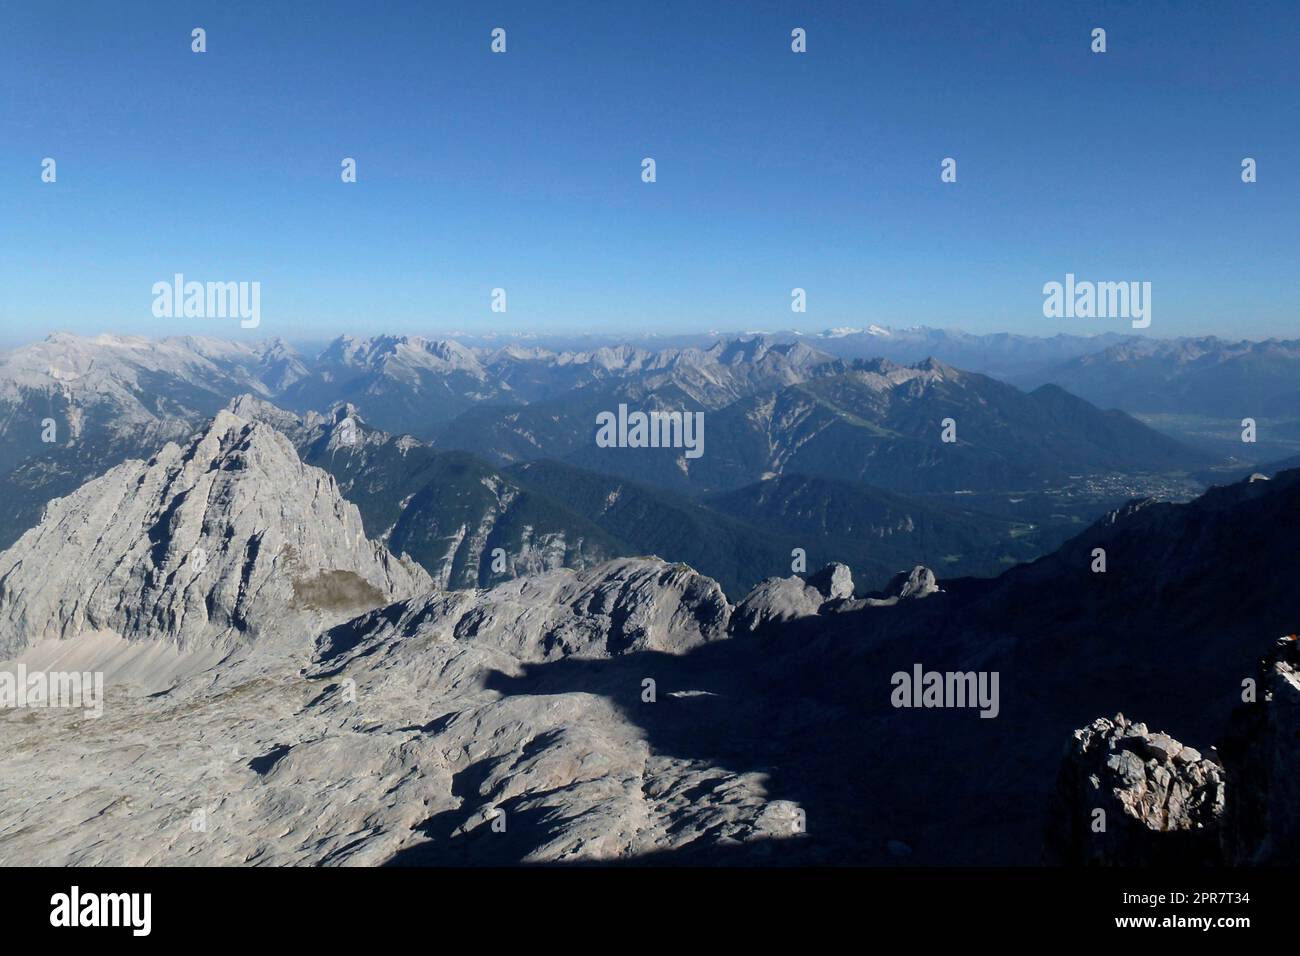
left=822, top=325, right=892, bottom=338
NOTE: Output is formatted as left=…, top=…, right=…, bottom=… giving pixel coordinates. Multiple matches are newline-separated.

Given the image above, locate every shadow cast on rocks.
left=392, top=576, right=1289, bottom=867
left=386, top=597, right=1043, bottom=866
left=381, top=474, right=1300, bottom=866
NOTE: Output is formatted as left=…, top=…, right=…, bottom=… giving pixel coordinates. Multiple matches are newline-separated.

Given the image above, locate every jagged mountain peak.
left=168, top=408, right=329, bottom=484
left=317, top=334, right=486, bottom=377
left=699, top=335, right=833, bottom=369
left=913, top=355, right=958, bottom=376
left=0, top=409, right=431, bottom=666
left=226, top=392, right=298, bottom=426
left=329, top=401, right=363, bottom=423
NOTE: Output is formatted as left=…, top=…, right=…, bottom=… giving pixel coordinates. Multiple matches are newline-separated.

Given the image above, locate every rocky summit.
left=0, top=410, right=430, bottom=669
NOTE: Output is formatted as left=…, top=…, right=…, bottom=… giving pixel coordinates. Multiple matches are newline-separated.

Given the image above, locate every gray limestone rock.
left=888, top=566, right=938, bottom=601
left=731, top=576, right=825, bottom=634
left=806, top=562, right=854, bottom=601
left=0, top=410, right=431, bottom=664
left=320, top=556, right=731, bottom=664
left=0, top=555, right=793, bottom=866
left=1046, top=714, right=1224, bottom=866
left=733, top=563, right=936, bottom=631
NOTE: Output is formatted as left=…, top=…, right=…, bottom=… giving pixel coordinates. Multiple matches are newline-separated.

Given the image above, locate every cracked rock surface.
left=1046, top=714, right=1225, bottom=865
left=0, top=556, right=795, bottom=865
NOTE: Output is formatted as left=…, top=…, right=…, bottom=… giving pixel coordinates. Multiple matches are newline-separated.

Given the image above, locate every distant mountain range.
left=508, top=460, right=1051, bottom=595
left=381, top=327, right=1300, bottom=458
left=395, top=325, right=1137, bottom=382
left=0, top=330, right=1263, bottom=578
left=1039, top=336, right=1300, bottom=418
left=441, top=356, right=1212, bottom=495
left=1032, top=336, right=1300, bottom=461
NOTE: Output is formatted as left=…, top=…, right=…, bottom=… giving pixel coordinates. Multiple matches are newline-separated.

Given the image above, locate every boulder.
left=1046, top=714, right=1224, bottom=866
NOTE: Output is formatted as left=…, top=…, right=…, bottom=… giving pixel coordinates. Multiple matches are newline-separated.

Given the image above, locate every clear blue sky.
left=2, top=0, right=1298, bottom=345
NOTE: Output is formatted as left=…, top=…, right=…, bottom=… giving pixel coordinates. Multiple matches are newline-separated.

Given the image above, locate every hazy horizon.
left=0, top=323, right=1294, bottom=354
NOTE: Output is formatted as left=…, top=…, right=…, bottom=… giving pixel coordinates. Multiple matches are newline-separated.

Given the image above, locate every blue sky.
left=1, top=0, right=1298, bottom=345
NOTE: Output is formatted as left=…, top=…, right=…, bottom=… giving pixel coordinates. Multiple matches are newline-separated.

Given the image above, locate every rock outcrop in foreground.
left=0, top=410, right=430, bottom=662
left=1047, top=715, right=1224, bottom=866
left=1049, top=636, right=1300, bottom=867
